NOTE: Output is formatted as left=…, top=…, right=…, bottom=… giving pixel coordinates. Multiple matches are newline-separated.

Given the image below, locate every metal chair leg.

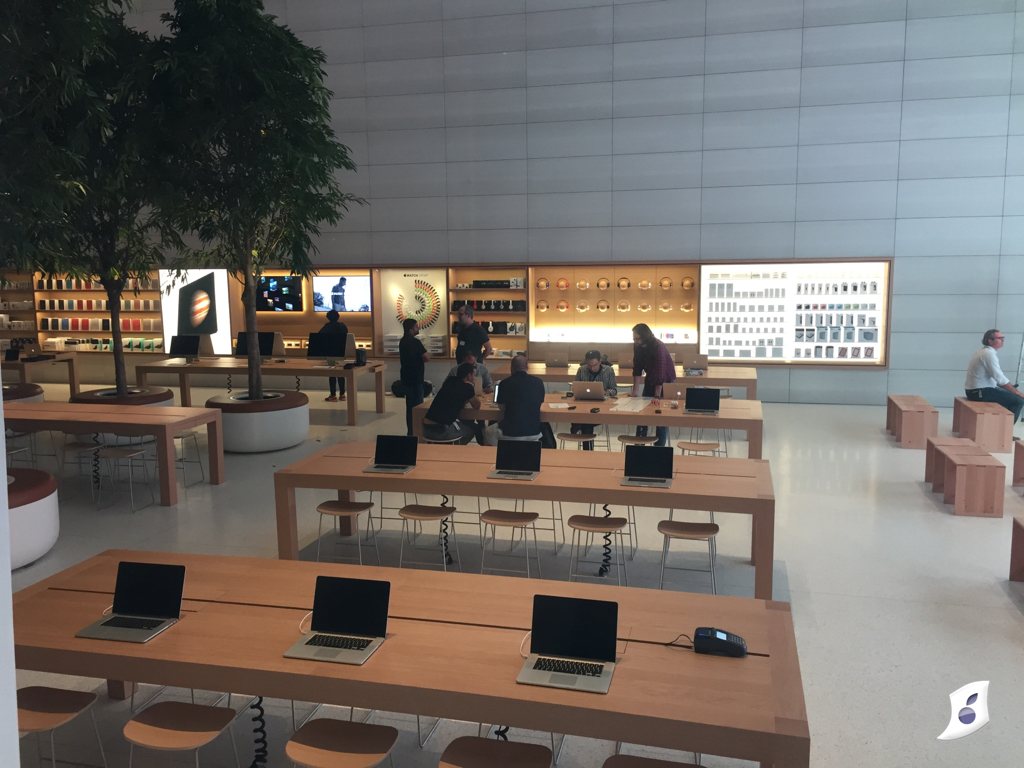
left=659, top=535, right=669, bottom=590
left=91, top=708, right=109, bottom=768
left=316, top=514, right=324, bottom=562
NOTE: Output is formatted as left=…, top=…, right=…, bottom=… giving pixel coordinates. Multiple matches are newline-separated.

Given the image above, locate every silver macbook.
left=685, top=387, right=720, bottom=415
left=517, top=595, right=617, bottom=694
left=76, top=562, right=185, bottom=643
left=363, top=434, right=417, bottom=474
left=546, top=350, right=569, bottom=368
left=571, top=381, right=606, bottom=401
left=284, top=576, right=390, bottom=665
left=487, top=439, right=542, bottom=481
left=620, top=444, right=674, bottom=488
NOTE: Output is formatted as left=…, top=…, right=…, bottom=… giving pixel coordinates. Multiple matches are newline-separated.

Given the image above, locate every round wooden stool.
left=439, top=735, right=552, bottom=768
left=18, top=686, right=106, bottom=768
left=398, top=504, right=460, bottom=571
left=316, top=500, right=379, bottom=565
left=603, top=754, right=700, bottom=768
left=566, top=514, right=629, bottom=586
left=97, top=445, right=154, bottom=512
left=676, top=441, right=721, bottom=456
left=480, top=509, right=542, bottom=578
left=617, top=434, right=658, bottom=450
left=658, top=520, right=720, bottom=594
left=556, top=433, right=593, bottom=450
left=123, top=701, right=238, bottom=768
left=286, top=717, right=399, bottom=768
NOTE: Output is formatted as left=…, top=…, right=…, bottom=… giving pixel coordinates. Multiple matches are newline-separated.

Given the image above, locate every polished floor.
left=12, top=384, right=1024, bottom=767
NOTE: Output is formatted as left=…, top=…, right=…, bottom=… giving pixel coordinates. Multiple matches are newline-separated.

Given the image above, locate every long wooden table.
left=274, top=441, right=776, bottom=599
left=3, top=401, right=225, bottom=506
left=490, top=362, right=758, bottom=399
left=1, top=351, right=81, bottom=395
left=412, top=393, right=765, bottom=459
left=135, top=358, right=388, bottom=425
left=13, top=550, right=809, bottom=767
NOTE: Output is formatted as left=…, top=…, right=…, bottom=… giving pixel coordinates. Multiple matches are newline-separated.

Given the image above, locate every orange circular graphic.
left=190, top=290, right=210, bottom=327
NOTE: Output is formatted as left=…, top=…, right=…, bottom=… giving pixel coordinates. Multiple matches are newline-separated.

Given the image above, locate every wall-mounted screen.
left=159, top=269, right=233, bottom=355
left=698, top=260, right=890, bottom=365
left=312, top=275, right=371, bottom=313
left=256, top=275, right=303, bottom=312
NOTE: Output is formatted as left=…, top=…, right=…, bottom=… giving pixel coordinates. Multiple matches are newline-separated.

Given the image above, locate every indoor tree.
left=150, top=0, right=363, bottom=401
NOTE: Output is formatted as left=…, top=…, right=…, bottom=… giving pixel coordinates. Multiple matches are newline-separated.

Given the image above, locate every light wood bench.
left=930, top=440, right=986, bottom=493
left=953, top=396, right=969, bottom=435
left=942, top=452, right=1005, bottom=517
left=926, top=437, right=977, bottom=485
left=1014, top=440, right=1024, bottom=487
left=886, top=395, right=938, bottom=449
left=956, top=398, right=1013, bottom=453
left=1011, top=517, right=1024, bottom=581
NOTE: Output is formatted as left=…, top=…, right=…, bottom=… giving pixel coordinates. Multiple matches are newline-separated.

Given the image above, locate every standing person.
left=423, top=363, right=481, bottom=444
left=319, top=309, right=348, bottom=402
left=630, top=323, right=675, bottom=447
left=965, top=328, right=1024, bottom=424
left=485, top=354, right=546, bottom=445
left=570, top=349, right=618, bottom=450
left=455, top=305, right=493, bottom=364
left=330, top=277, right=347, bottom=312
left=399, top=318, right=430, bottom=436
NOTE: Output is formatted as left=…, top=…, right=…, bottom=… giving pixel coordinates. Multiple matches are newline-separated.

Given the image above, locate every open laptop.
left=76, top=562, right=186, bottom=643
left=363, top=434, right=418, bottom=474
left=487, top=439, right=542, bottom=481
left=620, top=445, right=674, bottom=488
left=571, top=381, right=606, bottom=401
left=682, top=350, right=708, bottom=370
left=517, top=594, right=617, bottom=694
left=662, top=384, right=689, bottom=401
left=168, top=335, right=200, bottom=364
left=685, top=387, right=721, bottom=415
left=546, top=350, right=569, bottom=368
left=283, top=576, right=390, bottom=665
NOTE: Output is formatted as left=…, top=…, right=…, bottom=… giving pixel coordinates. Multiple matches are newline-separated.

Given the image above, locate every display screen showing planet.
left=176, top=273, right=219, bottom=337
left=190, top=290, right=210, bottom=327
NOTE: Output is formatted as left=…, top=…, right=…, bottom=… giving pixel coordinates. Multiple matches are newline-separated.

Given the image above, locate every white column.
left=0, top=396, right=19, bottom=761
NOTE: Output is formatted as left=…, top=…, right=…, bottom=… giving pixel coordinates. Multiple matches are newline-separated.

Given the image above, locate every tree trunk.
left=105, top=282, right=128, bottom=397
left=241, top=254, right=263, bottom=401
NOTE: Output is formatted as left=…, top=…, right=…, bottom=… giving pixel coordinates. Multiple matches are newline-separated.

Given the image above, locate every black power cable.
left=598, top=503, right=612, bottom=577
left=248, top=696, right=268, bottom=767
left=494, top=725, right=509, bottom=741
left=226, top=373, right=232, bottom=393
left=440, top=494, right=453, bottom=565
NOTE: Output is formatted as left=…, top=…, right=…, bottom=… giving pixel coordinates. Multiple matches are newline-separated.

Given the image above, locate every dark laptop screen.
left=235, top=331, right=275, bottom=357
left=495, top=440, right=542, bottom=472
left=307, top=333, right=347, bottom=359
left=624, top=445, right=674, bottom=479
left=374, top=434, right=418, bottom=466
left=169, top=335, right=200, bottom=357
left=112, top=562, right=186, bottom=620
left=311, top=576, right=390, bottom=637
left=685, top=387, right=720, bottom=411
left=530, top=595, right=617, bottom=663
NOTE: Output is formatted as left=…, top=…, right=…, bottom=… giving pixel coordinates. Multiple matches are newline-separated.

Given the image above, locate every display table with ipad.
left=14, top=550, right=809, bottom=767
left=273, top=440, right=777, bottom=600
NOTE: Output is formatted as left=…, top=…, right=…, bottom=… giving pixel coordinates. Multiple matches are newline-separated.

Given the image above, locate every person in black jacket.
left=485, top=354, right=545, bottom=445
left=399, top=318, right=430, bottom=436
left=319, top=310, right=348, bottom=402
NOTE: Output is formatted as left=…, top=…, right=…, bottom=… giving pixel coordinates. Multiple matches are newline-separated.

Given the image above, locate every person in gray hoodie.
left=570, top=349, right=618, bottom=450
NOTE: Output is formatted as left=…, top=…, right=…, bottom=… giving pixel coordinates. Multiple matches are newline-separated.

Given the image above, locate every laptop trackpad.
left=315, top=648, right=342, bottom=659
left=549, top=673, right=577, bottom=686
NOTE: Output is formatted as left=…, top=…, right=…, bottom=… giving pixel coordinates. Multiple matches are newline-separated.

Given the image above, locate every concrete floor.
left=12, top=383, right=1024, bottom=767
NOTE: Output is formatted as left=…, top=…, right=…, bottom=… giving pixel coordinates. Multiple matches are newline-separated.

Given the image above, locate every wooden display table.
left=411, top=393, right=765, bottom=459
left=13, top=550, right=809, bottom=767
left=1, top=351, right=80, bottom=395
left=490, top=362, right=758, bottom=400
left=3, top=401, right=225, bottom=507
left=135, top=358, right=387, bottom=425
left=885, top=395, right=938, bottom=449
left=274, top=441, right=778, bottom=600
left=953, top=398, right=1013, bottom=453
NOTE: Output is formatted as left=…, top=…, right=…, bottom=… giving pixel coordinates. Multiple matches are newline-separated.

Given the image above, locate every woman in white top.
left=965, top=329, right=1024, bottom=423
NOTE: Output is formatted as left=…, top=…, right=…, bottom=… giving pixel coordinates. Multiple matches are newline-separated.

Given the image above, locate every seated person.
left=570, top=349, right=618, bottom=450
left=423, top=363, right=481, bottom=444
left=965, top=328, right=1024, bottom=424
left=446, top=349, right=493, bottom=394
left=485, top=354, right=546, bottom=445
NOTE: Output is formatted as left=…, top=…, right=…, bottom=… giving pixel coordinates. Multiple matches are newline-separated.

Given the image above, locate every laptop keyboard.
left=496, top=470, right=534, bottom=476
left=373, top=464, right=408, bottom=470
left=305, top=634, right=372, bottom=651
left=101, top=616, right=165, bottom=631
left=534, top=657, right=604, bottom=676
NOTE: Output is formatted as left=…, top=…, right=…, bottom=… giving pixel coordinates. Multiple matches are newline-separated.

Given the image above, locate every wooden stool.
left=97, top=445, right=154, bottom=512
left=316, top=500, right=379, bottom=565
left=945, top=453, right=1005, bottom=517
left=398, top=504, right=460, bottom=571
left=557, top=433, right=593, bottom=450
left=439, top=735, right=552, bottom=768
left=480, top=509, right=542, bottom=578
left=174, top=430, right=205, bottom=487
left=286, top=717, right=399, bottom=768
left=603, top=755, right=700, bottom=768
left=618, top=435, right=657, bottom=450
left=1010, top=517, right=1024, bottom=581
left=18, top=686, right=106, bottom=768
left=658, top=519, right=720, bottom=593
left=677, top=441, right=720, bottom=456
left=123, top=701, right=238, bottom=768
left=567, top=515, right=628, bottom=586
left=960, top=400, right=1013, bottom=453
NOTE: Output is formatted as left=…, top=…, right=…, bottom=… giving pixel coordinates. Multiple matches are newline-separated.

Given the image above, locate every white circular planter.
left=206, top=391, right=309, bottom=453
left=3, top=383, right=44, bottom=403
left=8, top=470, right=59, bottom=570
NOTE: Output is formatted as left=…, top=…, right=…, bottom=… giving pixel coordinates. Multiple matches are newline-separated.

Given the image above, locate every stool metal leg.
left=659, top=535, right=670, bottom=590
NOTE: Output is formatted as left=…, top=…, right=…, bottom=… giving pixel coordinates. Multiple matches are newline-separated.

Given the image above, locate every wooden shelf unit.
left=0, top=274, right=39, bottom=350
left=448, top=267, right=528, bottom=360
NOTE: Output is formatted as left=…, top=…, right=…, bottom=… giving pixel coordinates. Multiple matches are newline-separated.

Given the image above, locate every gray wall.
left=128, top=0, right=1024, bottom=406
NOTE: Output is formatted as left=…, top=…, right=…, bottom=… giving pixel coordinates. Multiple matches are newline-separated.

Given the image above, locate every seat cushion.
left=657, top=520, right=719, bottom=540
left=439, top=736, right=552, bottom=768
left=567, top=514, right=628, bottom=533
left=286, top=718, right=399, bottom=768
left=7, top=469, right=57, bottom=509
left=480, top=509, right=540, bottom=526
left=317, top=500, right=374, bottom=516
left=398, top=504, right=457, bottom=521
left=17, top=687, right=96, bottom=733
left=123, top=702, right=235, bottom=751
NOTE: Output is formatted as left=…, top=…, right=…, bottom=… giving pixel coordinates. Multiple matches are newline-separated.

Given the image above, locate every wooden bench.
left=953, top=396, right=968, bottom=435
left=886, top=395, right=938, bottom=449
left=930, top=440, right=986, bottom=493
left=1011, top=517, right=1024, bottom=581
left=925, top=437, right=977, bottom=485
left=1014, top=440, right=1024, bottom=487
left=943, top=452, right=1005, bottom=517
left=956, top=398, right=1013, bottom=453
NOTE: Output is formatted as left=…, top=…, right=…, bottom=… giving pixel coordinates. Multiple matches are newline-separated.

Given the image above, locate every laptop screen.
left=624, top=445, right=674, bottom=480
left=495, top=440, right=542, bottom=472
left=307, top=332, right=347, bottom=359
left=112, top=562, right=186, bottom=620
left=374, top=434, right=418, bottom=466
left=311, top=576, right=390, bottom=637
left=685, top=387, right=720, bottom=411
left=530, top=595, right=617, bottom=663
left=169, top=335, right=200, bottom=357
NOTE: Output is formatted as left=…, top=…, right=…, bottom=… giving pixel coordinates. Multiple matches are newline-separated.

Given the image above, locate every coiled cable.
left=440, top=494, right=453, bottom=565
left=598, top=503, right=612, bottom=577
left=494, top=725, right=509, bottom=741
left=226, top=373, right=232, bottom=393
left=248, top=696, right=268, bottom=767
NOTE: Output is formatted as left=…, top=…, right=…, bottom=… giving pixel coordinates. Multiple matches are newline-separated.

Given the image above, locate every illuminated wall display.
left=698, top=260, right=890, bottom=365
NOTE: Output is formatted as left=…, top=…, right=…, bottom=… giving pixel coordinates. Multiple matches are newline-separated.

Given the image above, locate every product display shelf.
left=0, top=274, right=40, bottom=348
left=448, top=267, right=529, bottom=358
